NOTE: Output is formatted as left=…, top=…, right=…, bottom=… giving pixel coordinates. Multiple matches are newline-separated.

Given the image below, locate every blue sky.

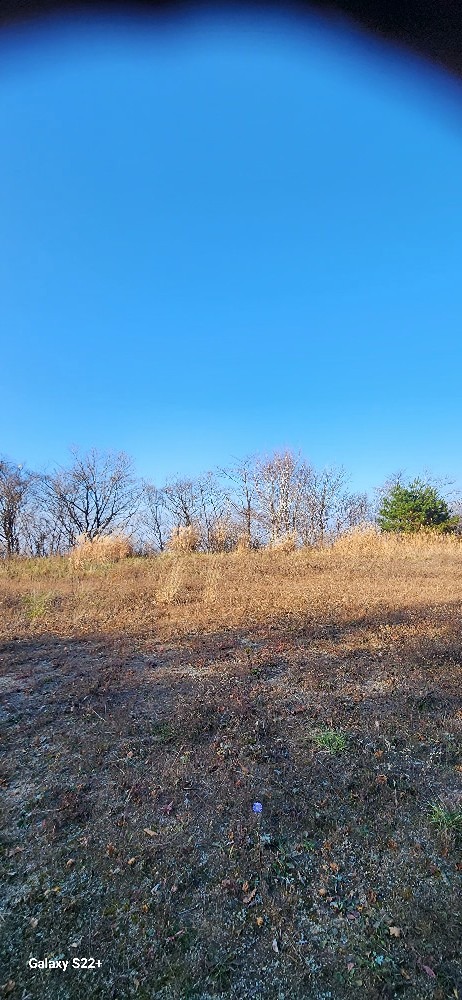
left=1, top=9, right=462, bottom=493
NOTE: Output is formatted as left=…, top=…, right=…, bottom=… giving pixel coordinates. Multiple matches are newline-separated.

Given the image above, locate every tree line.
left=0, top=447, right=458, bottom=557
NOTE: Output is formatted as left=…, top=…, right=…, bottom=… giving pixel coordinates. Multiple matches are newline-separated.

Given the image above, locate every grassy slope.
left=1, top=535, right=461, bottom=999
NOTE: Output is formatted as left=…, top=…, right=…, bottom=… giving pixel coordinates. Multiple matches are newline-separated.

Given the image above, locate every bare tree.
left=139, top=483, right=168, bottom=552
left=162, top=477, right=201, bottom=530
left=19, top=503, right=66, bottom=556
left=251, top=456, right=361, bottom=545
left=0, top=459, right=34, bottom=556
left=196, top=472, right=230, bottom=552
left=298, top=465, right=349, bottom=544
left=253, top=450, right=311, bottom=543
left=221, top=456, right=258, bottom=547
left=333, top=491, right=371, bottom=534
left=162, top=472, right=232, bottom=551
left=43, top=448, right=141, bottom=546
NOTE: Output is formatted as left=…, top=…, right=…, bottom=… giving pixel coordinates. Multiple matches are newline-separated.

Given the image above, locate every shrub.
left=70, top=533, right=134, bottom=567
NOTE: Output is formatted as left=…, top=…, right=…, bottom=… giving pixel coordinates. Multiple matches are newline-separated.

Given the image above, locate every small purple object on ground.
left=252, top=802, right=263, bottom=814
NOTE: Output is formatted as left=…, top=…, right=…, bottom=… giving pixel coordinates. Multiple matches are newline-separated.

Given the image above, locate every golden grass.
left=69, top=532, right=134, bottom=567
left=167, top=524, right=201, bottom=553
left=330, top=523, right=462, bottom=558
left=1, top=529, right=462, bottom=641
left=269, top=530, right=298, bottom=552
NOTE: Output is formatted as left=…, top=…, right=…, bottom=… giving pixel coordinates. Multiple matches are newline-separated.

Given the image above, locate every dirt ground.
left=1, top=553, right=461, bottom=999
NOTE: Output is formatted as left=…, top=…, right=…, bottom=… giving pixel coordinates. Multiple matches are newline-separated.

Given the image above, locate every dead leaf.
left=1, top=981, right=15, bottom=995
left=421, top=965, right=436, bottom=979
left=256, top=916, right=264, bottom=927
left=127, top=857, right=137, bottom=866
left=143, top=828, right=158, bottom=837
left=163, top=801, right=174, bottom=815
left=347, top=962, right=355, bottom=972
left=389, top=926, right=401, bottom=938
left=272, top=938, right=279, bottom=954
left=242, top=880, right=250, bottom=892
left=243, top=887, right=257, bottom=905
left=220, top=878, right=237, bottom=892
left=30, top=917, right=38, bottom=929
left=66, top=858, right=75, bottom=868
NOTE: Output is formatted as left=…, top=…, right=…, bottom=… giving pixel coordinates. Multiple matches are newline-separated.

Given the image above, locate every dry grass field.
left=1, top=531, right=461, bottom=999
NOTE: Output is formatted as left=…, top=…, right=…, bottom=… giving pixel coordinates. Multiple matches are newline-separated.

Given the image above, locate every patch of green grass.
left=429, top=802, right=462, bottom=833
left=269, top=843, right=300, bottom=886
left=23, top=590, right=54, bottom=621
left=300, top=837, right=316, bottom=851
left=1, top=555, right=68, bottom=581
left=152, top=722, right=176, bottom=744
left=204, top=951, right=237, bottom=991
left=311, top=726, right=349, bottom=754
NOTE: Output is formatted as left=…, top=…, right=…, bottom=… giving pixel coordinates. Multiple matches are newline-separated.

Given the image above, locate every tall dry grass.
left=1, top=529, right=462, bottom=641
left=330, top=523, right=462, bottom=559
left=69, top=533, right=134, bottom=568
left=167, top=524, right=201, bottom=553
left=270, top=530, right=298, bottom=553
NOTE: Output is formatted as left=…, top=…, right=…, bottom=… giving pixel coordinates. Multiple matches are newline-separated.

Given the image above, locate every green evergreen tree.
left=377, top=479, right=459, bottom=534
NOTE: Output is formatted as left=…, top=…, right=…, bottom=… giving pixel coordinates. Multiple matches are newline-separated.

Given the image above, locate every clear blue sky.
left=1, top=9, right=462, bottom=493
